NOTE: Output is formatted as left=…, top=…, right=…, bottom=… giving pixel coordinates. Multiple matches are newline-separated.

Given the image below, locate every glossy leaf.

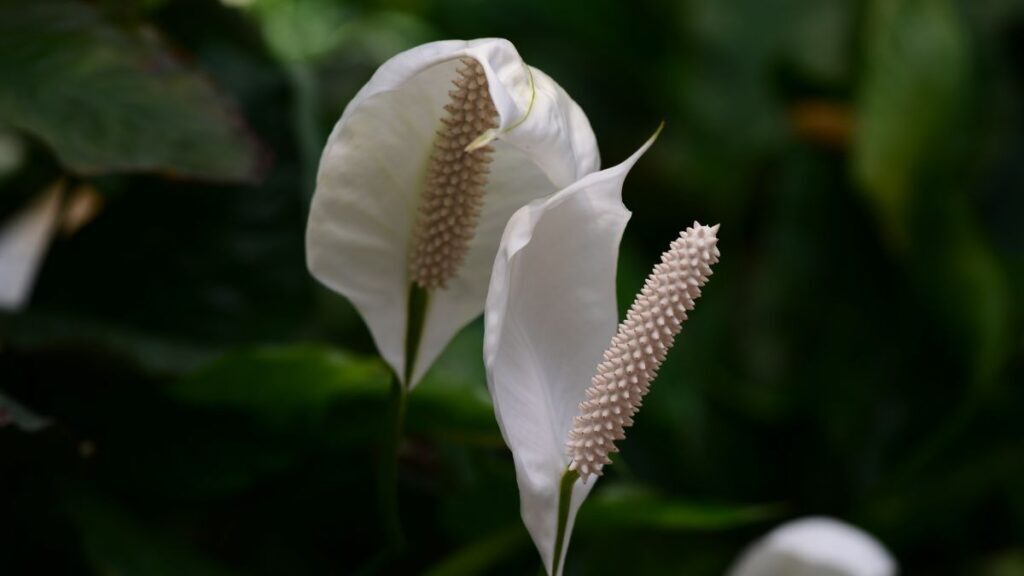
left=577, top=485, right=783, bottom=534
left=0, top=0, right=262, bottom=181
left=173, top=345, right=501, bottom=442
left=72, top=492, right=239, bottom=576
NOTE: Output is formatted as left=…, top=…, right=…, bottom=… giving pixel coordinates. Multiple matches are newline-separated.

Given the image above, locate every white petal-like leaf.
left=307, top=38, right=598, bottom=387
left=0, top=391, right=51, bottom=432
left=728, top=517, right=897, bottom=576
left=0, top=182, right=63, bottom=311
left=483, top=135, right=658, bottom=574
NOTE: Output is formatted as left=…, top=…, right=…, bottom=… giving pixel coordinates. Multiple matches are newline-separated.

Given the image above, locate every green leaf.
left=785, top=0, right=853, bottom=84
left=173, top=345, right=502, bottom=443
left=0, top=310, right=222, bottom=375
left=246, top=0, right=353, bottom=63
left=576, top=484, right=784, bottom=533
left=423, top=527, right=528, bottom=576
left=980, top=550, right=1024, bottom=576
left=173, top=345, right=388, bottom=425
left=937, top=203, right=1012, bottom=384
left=854, top=0, right=969, bottom=242
left=853, top=0, right=1011, bottom=384
left=71, top=491, right=239, bottom=576
left=0, top=0, right=262, bottom=181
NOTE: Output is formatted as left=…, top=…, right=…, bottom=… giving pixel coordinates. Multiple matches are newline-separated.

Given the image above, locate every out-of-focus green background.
left=2, top=0, right=1022, bottom=574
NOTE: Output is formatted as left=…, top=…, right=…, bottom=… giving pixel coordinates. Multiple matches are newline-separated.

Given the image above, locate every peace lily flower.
left=728, top=517, right=897, bottom=576
left=484, top=128, right=721, bottom=575
left=0, top=391, right=52, bottom=432
left=306, top=38, right=598, bottom=388
left=0, top=181, right=64, bottom=311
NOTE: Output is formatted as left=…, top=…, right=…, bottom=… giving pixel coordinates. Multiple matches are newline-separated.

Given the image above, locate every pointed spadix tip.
left=684, top=221, right=720, bottom=244
left=567, top=218, right=722, bottom=482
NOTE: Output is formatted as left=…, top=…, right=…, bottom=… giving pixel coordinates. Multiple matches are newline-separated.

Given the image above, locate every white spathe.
left=0, top=182, right=64, bottom=311
left=728, top=517, right=897, bottom=576
left=0, top=391, right=52, bottom=432
left=483, top=134, right=659, bottom=575
left=307, top=38, right=599, bottom=387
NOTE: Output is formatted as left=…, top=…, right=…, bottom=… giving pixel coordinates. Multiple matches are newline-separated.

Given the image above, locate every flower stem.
left=376, top=285, right=429, bottom=552
left=404, top=284, right=429, bottom=384
left=379, top=371, right=408, bottom=552
left=550, top=468, right=580, bottom=576
left=286, top=60, right=321, bottom=212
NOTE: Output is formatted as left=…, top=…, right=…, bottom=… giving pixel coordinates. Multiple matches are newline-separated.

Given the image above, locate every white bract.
left=306, top=38, right=598, bottom=387
left=484, top=129, right=720, bottom=575
left=0, top=182, right=64, bottom=311
left=728, top=517, right=897, bottom=576
left=0, top=391, right=52, bottom=432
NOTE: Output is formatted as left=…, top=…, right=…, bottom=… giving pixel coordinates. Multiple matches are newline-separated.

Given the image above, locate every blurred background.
left=1, top=0, right=1023, bottom=574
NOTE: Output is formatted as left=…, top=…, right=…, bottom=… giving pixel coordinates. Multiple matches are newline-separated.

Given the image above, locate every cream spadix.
left=568, top=222, right=719, bottom=480
left=484, top=126, right=721, bottom=574
left=408, top=58, right=498, bottom=290
left=308, top=39, right=599, bottom=387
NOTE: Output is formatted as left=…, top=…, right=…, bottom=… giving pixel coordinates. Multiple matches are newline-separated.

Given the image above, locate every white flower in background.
left=484, top=128, right=721, bottom=575
left=306, top=38, right=598, bottom=387
left=729, top=517, right=897, bottom=576
left=0, top=391, right=51, bottom=432
left=0, top=181, right=64, bottom=311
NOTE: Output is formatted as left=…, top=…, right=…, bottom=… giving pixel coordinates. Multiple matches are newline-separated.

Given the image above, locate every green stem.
left=286, top=61, right=321, bottom=210
left=550, top=469, right=579, bottom=576
left=378, top=371, right=408, bottom=551
left=404, top=284, right=429, bottom=384
left=375, top=285, right=429, bottom=553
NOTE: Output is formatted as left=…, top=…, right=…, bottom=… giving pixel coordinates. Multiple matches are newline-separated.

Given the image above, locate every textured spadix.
left=484, top=132, right=660, bottom=575
left=567, top=222, right=720, bottom=480
left=408, top=58, right=498, bottom=290
left=728, top=517, right=897, bottom=576
left=307, top=39, right=598, bottom=387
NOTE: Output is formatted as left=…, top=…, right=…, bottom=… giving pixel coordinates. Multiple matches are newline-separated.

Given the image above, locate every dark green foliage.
left=0, top=0, right=263, bottom=181
left=2, top=0, right=1023, bottom=574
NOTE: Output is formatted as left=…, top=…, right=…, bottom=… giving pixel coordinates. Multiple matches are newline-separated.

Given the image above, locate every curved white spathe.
left=728, top=517, right=897, bottom=576
left=0, top=182, right=63, bottom=311
left=307, top=38, right=599, bottom=387
left=483, top=133, right=658, bottom=575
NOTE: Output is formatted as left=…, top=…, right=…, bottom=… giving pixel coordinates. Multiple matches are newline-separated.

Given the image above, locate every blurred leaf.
left=936, top=204, right=1013, bottom=384
left=0, top=0, right=262, bottom=181
left=245, top=0, right=352, bottom=63
left=409, top=384, right=502, bottom=446
left=99, top=0, right=169, bottom=22
left=785, top=0, right=853, bottom=84
left=577, top=484, right=783, bottom=533
left=15, top=171, right=312, bottom=349
left=72, top=491, right=239, bottom=576
left=854, top=0, right=969, bottom=241
left=174, top=345, right=501, bottom=443
left=243, top=2, right=430, bottom=66
left=981, top=550, right=1024, bottom=576
left=423, top=527, right=527, bottom=576
left=0, top=310, right=221, bottom=375
left=174, top=345, right=388, bottom=424
left=329, top=11, right=435, bottom=64
left=855, top=0, right=1012, bottom=384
